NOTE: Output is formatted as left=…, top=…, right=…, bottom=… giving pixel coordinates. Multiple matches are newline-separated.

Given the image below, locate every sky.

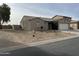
left=2, top=3, right=79, bottom=25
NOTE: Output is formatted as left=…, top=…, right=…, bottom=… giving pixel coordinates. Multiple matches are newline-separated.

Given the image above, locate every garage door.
left=59, top=23, right=69, bottom=30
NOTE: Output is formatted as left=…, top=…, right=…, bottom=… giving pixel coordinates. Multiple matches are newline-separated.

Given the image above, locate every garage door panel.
left=59, top=23, right=69, bottom=30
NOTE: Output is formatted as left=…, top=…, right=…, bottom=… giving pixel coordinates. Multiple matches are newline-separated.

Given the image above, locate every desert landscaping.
left=0, top=30, right=75, bottom=45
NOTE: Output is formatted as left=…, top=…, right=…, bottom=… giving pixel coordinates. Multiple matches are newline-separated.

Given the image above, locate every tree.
left=0, top=3, right=11, bottom=29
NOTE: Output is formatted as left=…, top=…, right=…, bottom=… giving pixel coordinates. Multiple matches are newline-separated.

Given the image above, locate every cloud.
left=6, top=3, right=79, bottom=25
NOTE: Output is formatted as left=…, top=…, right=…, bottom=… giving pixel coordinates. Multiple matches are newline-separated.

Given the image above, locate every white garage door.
left=59, top=23, right=69, bottom=30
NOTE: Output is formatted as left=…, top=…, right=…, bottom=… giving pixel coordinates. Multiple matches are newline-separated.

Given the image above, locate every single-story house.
left=20, top=15, right=72, bottom=31
left=69, top=20, right=79, bottom=30
left=20, top=16, right=53, bottom=31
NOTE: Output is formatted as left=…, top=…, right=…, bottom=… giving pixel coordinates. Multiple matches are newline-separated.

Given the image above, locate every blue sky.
left=4, top=3, right=79, bottom=25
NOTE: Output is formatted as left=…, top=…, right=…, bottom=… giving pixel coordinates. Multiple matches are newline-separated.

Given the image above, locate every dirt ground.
left=0, top=30, right=75, bottom=44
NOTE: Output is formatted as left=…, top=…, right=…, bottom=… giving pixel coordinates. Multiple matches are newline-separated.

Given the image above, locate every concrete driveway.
left=1, top=37, right=79, bottom=56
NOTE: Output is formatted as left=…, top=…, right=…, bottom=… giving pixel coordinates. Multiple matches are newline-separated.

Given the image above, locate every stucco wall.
left=20, top=17, right=32, bottom=31
left=20, top=17, right=48, bottom=31
left=70, top=23, right=78, bottom=30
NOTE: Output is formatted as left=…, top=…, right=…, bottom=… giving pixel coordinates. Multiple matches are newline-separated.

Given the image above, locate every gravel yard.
left=0, top=30, right=75, bottom=45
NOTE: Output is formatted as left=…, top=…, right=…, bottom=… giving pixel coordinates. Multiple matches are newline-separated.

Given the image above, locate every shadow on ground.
left=0, top=39, right=22, bottom=48
left=0, top=47, right=57, bottom=56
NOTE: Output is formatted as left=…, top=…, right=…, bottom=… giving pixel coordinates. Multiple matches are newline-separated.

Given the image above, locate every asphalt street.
left=1, top=37, right=79, bottom=56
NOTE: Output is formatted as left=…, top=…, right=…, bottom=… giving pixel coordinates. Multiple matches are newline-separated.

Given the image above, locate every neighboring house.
left=20, top=15, right=72, bottom=31
left=69, top=20, right=79, bottom=30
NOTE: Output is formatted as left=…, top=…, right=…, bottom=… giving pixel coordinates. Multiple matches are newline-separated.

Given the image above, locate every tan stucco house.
left=20, top=15, right=72, bottom=31
left=69, top=20, right=79, bottom=30
left=20, top=16, right=53, bottom=31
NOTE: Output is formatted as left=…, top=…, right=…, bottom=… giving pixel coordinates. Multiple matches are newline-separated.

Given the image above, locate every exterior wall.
left=70, top=23, right=78, bottom=30
left=20, top=17, right=48, bottom=31
left=53, top=15, right=71, bottom=23
left=58, top=18, right=71, bottom=23
left=30, top=19, right=48, bottom=31
left=20, top=17, right=32, bottom=31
